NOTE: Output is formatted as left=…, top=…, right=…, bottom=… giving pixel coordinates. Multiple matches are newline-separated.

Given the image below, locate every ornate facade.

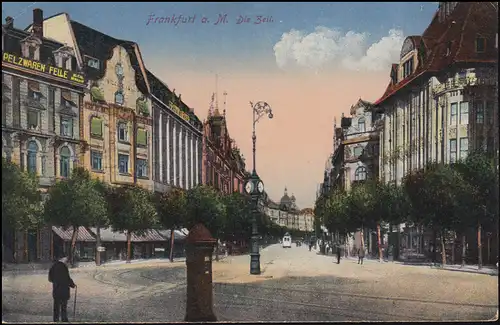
left=263, top=188, right=313, bottom=232
left=37, top=14, right=154, bottom=190
left=201, top=94, right=246, bottom=194
left=2, top=10, right=87, bottom=262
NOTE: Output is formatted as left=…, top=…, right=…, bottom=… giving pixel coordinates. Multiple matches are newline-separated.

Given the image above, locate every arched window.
left=60, top=146, right=71, bottom=178
left=358, top=117, right=366, bottom=132
left=27, top=141, right=38, bottom=174
left=354, top=166, right=367, bottom=181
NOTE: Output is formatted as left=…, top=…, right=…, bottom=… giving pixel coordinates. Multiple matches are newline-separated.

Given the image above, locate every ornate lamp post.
left=244, top=101, right=273, bottom=275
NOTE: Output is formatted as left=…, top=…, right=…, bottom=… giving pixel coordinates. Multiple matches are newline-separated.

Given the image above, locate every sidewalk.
left=338, top=255, right=498, bottom=275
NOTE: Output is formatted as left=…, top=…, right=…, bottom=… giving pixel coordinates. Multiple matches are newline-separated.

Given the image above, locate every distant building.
left=2, top=10, right=87, bottom=263
left=263, top=188, right=313, bottom=232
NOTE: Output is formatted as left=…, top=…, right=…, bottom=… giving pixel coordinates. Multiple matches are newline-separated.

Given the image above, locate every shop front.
left=51, top=226, right=96, bottom=262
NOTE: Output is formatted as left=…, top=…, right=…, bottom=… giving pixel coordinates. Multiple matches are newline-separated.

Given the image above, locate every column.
left=166, top=116, right=171, bottom=184
left=195, top=138, right=199, bottom=185
left=178, top=127, right=183, bottom=188
left=190, top=134, right=194, bottom=188
left=159, top=112, right=163, bottom=182
left=173, top=121, right=177, bottom=186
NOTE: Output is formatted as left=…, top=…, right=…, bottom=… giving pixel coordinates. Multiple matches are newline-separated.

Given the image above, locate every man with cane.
left=48, top=256, right=77, bottom=322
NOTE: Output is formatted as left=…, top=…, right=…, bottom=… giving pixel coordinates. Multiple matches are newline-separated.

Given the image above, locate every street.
left=2, top=244, right=498, bottom=322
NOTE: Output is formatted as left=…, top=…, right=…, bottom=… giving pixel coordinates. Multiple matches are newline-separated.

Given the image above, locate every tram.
left=282, top=233, right=292, bottom=248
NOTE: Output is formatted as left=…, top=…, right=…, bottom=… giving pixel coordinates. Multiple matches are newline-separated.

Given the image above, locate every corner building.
left=2, top=10, right=86, bottom=262
left=34, top=13, right=154, bottom=190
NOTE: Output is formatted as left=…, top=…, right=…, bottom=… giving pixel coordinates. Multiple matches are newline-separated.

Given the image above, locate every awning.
left=131, top=229, right=165, bottom=242
left=52, top=226, right=96, bottom=242
left=89, top=227, right=127, bottom=242
left=61, top=90, right=77, bottom=107
left=158, top=229, right=187, bottom=241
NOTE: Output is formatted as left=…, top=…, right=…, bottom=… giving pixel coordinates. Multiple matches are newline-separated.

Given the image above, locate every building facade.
left=201, top=95, right=246, bottom=194
left=147, top=70, right=203, bottom=193
left=375, top=2, right=498, bottom=259
left=263, top=188, right=313, bottom=232
left=2, top=10, right=87, bottom=262
left=35, top=13, right=156, bottom=190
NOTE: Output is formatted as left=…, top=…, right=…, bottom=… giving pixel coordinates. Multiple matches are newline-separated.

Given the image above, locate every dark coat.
left=358, top=248, right=365, bottom=258
left=48, top=261, right=76, bottom=300
left=336, top=247, right=341, bottom=256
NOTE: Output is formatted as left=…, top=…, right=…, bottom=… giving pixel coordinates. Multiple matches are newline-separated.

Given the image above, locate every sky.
left=2, top=2, right=439, bottom=208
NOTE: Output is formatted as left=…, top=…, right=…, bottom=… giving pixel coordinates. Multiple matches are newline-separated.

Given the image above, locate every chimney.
left=32, top=8, right=43, bottom=39
left=5, top=16, right=14, bottom=28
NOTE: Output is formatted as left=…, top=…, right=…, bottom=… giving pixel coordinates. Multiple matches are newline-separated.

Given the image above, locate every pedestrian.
left=48, top=256, right=77, bottom=322
left=358, top=247, right=365, bottom=265
left=336, top=245, right=341, bottom=264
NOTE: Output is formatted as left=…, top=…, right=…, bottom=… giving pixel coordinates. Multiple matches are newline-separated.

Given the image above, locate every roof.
left=146, top=69, right=202, bottom=129
left=3, top=24, right=78, bottom=76
left=157, top=229, right=187, bottom=240
left=375, top=2, right=498, bottom=106
left=52, top=226, right=96, bottom=242
left=131, top=229, right=165, bottom=242
left=69, top=20, right=149, bottom=94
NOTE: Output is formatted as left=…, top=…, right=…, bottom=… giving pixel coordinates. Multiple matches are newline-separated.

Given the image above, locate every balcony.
left=433, top=76, right=497, bottom=96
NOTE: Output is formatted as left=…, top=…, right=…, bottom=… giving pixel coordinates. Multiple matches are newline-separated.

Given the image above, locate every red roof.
left=375, top=2, right=498, bottom=106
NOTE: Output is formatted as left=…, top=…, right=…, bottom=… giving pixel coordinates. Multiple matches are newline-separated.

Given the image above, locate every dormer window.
left=475, top=37, right=486, bottom=53
left=358, top=117, right=366, bottom=133
left=114, top=91, right=124, bottom=105
left=28, top=46, right=36, bottom=60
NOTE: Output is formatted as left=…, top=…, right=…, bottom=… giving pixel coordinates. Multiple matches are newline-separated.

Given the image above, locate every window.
left=91, top=150, right=103, bottom=171
left=486, top=101, right=494, bottom=124
left=354, top=166, right=367, bottom=181
left=59, top=146, right=71, bottom=178
left=86, top=57, right=100, bottom=69
left=27, top=110, right=38, bottom=129
left=136, top=158, right=148, bottom=178
left=28, top=46, right=36, bottom=59
left=61, top=57, right=68, bottom=69
left=459, top=137, right=468, bottom=160
left=115, top=91, right=124, bottom=105
left=450, top=102, right=458, bottom=125
left=353, top=147, right=363, bottom=157
left=357, top=118, right=366, bottom=132
left=460, top=102, right=469, bottom=125
left=136, top=128, right=147, bottom=147
left=60, top=118, right=73, bottom=137
left=28, top=82, right=41, bottom=100
left=449, top=139, right=457, bottom=163
left=475, top=101, right=484, bottom=124
left=402, top=58, right=414, bottom=79
left=27, top=141, right=38, bottom=174
left=117, top=122, right=128, bottom=142
left=61, top=91, right=75, bottom=108
left=476, top=37, right=486, bottom=53
left=90, top=117, right=103, bottom=138
left=118, top=154, right=129, bottom=174
left=48, top=88, right=55, bottom=109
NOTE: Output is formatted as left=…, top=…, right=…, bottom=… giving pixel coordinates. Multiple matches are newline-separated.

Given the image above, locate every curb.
left=430, top=265, right=498, bottom=276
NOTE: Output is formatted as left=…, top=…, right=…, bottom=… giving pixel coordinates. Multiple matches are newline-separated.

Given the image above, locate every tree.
left=2, top=158, right=42, bottom=261
left=345, top=182, right=378, bottom=253
left=222, top=192, right=252, bottom=242
left=403, top=163, right=466, bottom=265
left=453, top=151, right=499, bottom=269
left=107, top=185, right=157, bottom=263
left=155, top=188, right=187, bottom=262
left=375, top=182, right=411, bottom=260
left=185, top=185, right=226, bottom=261
left=44, top=167, right=108, bottom=266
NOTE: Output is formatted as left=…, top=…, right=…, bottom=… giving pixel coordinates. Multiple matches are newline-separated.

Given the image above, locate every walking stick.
left=73, top=286, right=78, bottom=320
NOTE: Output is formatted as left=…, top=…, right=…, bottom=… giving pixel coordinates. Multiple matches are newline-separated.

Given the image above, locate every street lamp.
left=244, top=101, right=273, bottom=275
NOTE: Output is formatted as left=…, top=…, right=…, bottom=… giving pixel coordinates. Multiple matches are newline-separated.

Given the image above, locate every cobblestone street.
left=2, top=244, right=498, bottom=322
